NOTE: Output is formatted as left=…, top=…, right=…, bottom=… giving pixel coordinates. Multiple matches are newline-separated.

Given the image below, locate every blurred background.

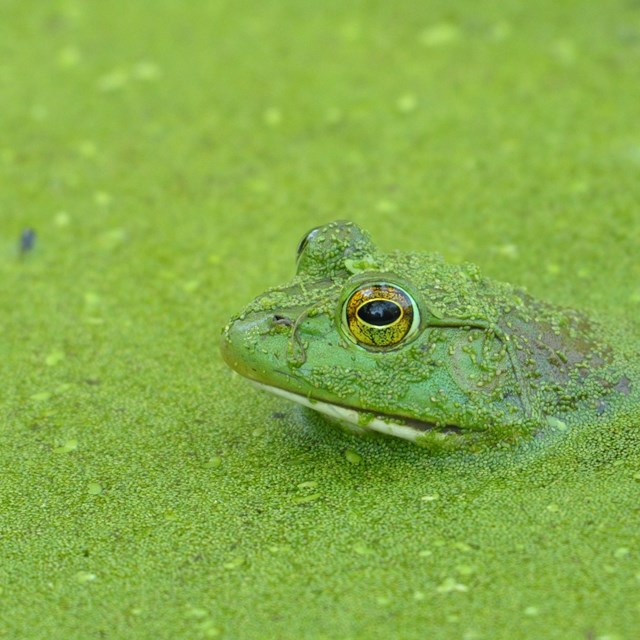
left=3, top=1, right=640, bottom=306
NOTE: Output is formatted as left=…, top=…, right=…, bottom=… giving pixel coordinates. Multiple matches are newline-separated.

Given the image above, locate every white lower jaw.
left=250, top=381, right=422, bottom=442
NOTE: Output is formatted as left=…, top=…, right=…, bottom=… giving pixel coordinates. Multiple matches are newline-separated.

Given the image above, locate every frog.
left=220, top=220, right=632, bottom=448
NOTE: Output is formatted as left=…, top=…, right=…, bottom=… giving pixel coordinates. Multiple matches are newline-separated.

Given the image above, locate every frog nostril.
left=272, top=314, right=294, bottom=327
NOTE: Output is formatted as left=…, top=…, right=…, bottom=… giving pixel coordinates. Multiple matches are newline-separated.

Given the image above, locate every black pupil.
left=357, top=300, right=401, bottom=326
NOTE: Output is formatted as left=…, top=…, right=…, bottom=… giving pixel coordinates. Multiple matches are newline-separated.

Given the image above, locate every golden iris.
left=344, top=283, right=418, bottom=348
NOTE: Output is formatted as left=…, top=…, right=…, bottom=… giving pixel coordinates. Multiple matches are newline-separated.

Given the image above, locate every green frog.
left=221, top=220, right=631, bottom=448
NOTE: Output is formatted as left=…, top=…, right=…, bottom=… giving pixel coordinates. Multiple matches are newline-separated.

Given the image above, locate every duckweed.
left=2, top=1, right=640, bottom=639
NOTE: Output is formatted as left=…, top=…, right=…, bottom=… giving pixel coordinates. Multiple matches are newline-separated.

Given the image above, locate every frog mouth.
left=250, top=381, right=463, bottom=442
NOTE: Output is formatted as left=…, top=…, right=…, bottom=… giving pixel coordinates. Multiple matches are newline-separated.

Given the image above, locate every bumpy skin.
left=221, top=221, right=630, bottom=446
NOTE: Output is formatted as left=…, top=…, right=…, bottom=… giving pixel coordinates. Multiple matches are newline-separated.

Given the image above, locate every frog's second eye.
left=343, top=283, right=420, bottom=349
left=296, top=226, right=321, bottom=263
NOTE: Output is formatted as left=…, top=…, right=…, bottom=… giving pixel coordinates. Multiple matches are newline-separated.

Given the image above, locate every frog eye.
left=296, top=226, right=321, bottom=263
left=342, top=283, right=420, bottom=349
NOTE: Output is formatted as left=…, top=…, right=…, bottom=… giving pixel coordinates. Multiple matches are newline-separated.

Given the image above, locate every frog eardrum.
left=342, top=283, right=420, bottom=349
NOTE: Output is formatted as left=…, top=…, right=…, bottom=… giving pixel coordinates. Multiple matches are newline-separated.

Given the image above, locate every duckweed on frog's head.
left=221, top=221, right=630, bottom=447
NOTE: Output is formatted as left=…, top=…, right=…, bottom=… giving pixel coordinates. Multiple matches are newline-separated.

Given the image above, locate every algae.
left=1, top=1, right=640, bottom=639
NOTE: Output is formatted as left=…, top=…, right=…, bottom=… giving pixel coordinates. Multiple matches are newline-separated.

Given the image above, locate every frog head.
left=221, top=221, right=627, bottom=447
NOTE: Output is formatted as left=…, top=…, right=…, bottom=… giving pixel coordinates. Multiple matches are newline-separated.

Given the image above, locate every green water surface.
left=2, top=1, right=640, bottom=638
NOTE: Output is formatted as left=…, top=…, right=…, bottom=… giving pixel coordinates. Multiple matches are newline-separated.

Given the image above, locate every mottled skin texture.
left=221, top=221, right=630, bottom=447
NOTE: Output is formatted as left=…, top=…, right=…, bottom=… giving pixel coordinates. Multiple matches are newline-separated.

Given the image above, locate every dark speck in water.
left=19, top=228, right=36, bottom=255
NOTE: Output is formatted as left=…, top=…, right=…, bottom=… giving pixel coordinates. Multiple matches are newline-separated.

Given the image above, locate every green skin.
left=221, top=221, right=631, bottom=447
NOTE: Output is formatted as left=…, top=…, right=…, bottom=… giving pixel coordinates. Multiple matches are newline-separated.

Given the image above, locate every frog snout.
left=220, top=311, right=297, bottom=381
